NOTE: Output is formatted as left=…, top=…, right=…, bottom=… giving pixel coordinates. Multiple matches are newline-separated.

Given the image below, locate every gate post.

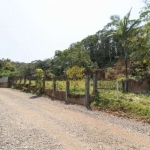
left=85, top=74, right=90, bottom=108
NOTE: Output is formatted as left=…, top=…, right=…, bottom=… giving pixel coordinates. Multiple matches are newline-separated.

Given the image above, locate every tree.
left=140, top=0, right=150, bottom=21
left=129, top=22, right=150, bottom=76
left=107, top=10, right=141, bottom=80
left=52, top=43, right=95, bottom=76
left=67, top=42, right=94, bottom=69
left=0, top=59, right=18, bottom=77
left=66, top=66, right=84, bottom=79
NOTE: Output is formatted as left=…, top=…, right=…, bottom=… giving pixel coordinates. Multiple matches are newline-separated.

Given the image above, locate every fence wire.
left=97, top=80, right=123, bottom=100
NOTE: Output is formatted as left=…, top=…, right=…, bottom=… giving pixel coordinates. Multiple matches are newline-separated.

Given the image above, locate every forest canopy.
left=1, top=1, right=150, bottom=78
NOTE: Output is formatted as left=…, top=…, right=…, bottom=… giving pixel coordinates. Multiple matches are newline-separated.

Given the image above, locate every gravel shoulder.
left=0, top=88, right=150, bottom=150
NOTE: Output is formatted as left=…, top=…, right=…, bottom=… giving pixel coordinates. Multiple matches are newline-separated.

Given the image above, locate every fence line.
left=11, top=71, right=127, bottom=106
left=12, top=74, right=92, bottom=108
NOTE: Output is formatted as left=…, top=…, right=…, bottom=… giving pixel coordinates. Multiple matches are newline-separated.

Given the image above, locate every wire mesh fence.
left=97, top=80, right=123, bottom=100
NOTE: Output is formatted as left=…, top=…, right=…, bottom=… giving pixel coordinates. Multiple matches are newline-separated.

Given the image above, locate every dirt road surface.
left=0, top=88, right=150, bottom=150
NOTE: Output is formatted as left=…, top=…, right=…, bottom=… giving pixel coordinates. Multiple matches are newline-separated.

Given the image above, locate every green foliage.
left=47, top=72, right=55, bottom=78
left=4, top=62, right=15, bottom=71
left=1, top=1, right=150, bottom=82
left=22, top=87, right=30, bottom=93
left=140, top=0, right=150, bottom=21
left=3, top=2, right=149, bottom=78
left=66, top=66, right=85, bottom=94
left=92, top=90, right=150, bottom=121
left=36, top=68, right=44, bottom=75
left=107, top=67, right=116, bottom=75
left=45, top=81, right=53, bottom=89
left=3, top=2, right=150, bottom=123
left=36, top=69, right=44, bottom=87
left=52, top=44, right=94, bottom=76
left=93, top=91, right=101, bottom=105
left=36, top=69, right=44, bottom=93
left=66, top=66, right=84, bottom=79
left=0, top=59, right=18, bottom=77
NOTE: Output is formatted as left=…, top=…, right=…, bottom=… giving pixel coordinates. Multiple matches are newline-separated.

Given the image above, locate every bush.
left=91, top=90, right=150, bottom=121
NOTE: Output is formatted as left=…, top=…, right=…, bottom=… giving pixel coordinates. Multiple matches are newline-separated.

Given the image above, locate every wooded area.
left=0, top=1, right=150, bottom=83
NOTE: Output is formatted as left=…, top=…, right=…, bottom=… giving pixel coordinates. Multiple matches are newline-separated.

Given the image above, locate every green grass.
left=15, top=79, right=90, bottom=94
left=55, top=80, right=93, bottom=95
left=16, top=80, right=36, bottom=85
left=92, top=90, right=150, bottom=122
left=45, top=81, right=53, bottom=89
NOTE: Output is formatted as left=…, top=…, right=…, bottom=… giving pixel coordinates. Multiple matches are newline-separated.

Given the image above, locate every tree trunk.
left=124, top=48, right=128, bottom=92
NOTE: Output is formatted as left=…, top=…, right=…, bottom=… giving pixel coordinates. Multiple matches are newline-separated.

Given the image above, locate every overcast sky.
left=0, top=0, right=144, bottom=63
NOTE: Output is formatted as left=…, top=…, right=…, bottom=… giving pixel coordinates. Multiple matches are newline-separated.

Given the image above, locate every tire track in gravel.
left=0, top=88, right=150, bottom=150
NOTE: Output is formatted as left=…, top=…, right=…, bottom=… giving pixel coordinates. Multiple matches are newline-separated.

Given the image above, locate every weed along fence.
left=97, top=79, right=123, bottom=100
left=11, top=69, right=150, bottom=107
left=89, top=70, right=123, bottom=100
left=12, top=73, right=95, bottom=107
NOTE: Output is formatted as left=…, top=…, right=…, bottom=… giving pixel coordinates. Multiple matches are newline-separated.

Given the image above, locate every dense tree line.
left=0, top=1, right=150, bottom=78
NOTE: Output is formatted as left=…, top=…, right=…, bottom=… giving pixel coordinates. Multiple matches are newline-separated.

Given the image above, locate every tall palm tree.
left=106, top=9, right=141, bottom=91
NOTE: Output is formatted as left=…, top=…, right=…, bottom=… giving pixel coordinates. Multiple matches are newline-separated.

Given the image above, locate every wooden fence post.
left=125, top=79, right=128, bottom=92
left=29, top=77, right=31, bottom=85
left=52, top=78, right=56, bottom=96
left=42, top=74, right=46, bottom=93
left=24, top=75, right=26, bottom=85
left=35, top=78, right=38, bottom=88
left=10, top=77, right=14, bottom=87
left=122, top=79, right=128, bottom=93
left=85, top=74, right=90, bottom=108
left=13, top=77, right=17, bottom=84
left=19, top=77, right=21, bottom=84
left=93, top=72, right=97, bottom=95
left=11, top=77, right=13, bottom=85
left=65, top=80, right=70, bottom=104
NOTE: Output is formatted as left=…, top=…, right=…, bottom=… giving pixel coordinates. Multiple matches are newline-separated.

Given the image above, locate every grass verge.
left=91, top=90, right=150, bottom=123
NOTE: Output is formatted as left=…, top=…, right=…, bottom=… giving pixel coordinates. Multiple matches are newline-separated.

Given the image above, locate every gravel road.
left=0, top=88, right=150, bottom=150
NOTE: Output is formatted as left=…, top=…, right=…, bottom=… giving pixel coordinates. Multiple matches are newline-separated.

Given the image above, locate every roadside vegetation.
left=15, top=77, right=150, bottom=122
left=92, top=90, right=150, bottom=122
left=1, top=1, right=150, bottom=122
